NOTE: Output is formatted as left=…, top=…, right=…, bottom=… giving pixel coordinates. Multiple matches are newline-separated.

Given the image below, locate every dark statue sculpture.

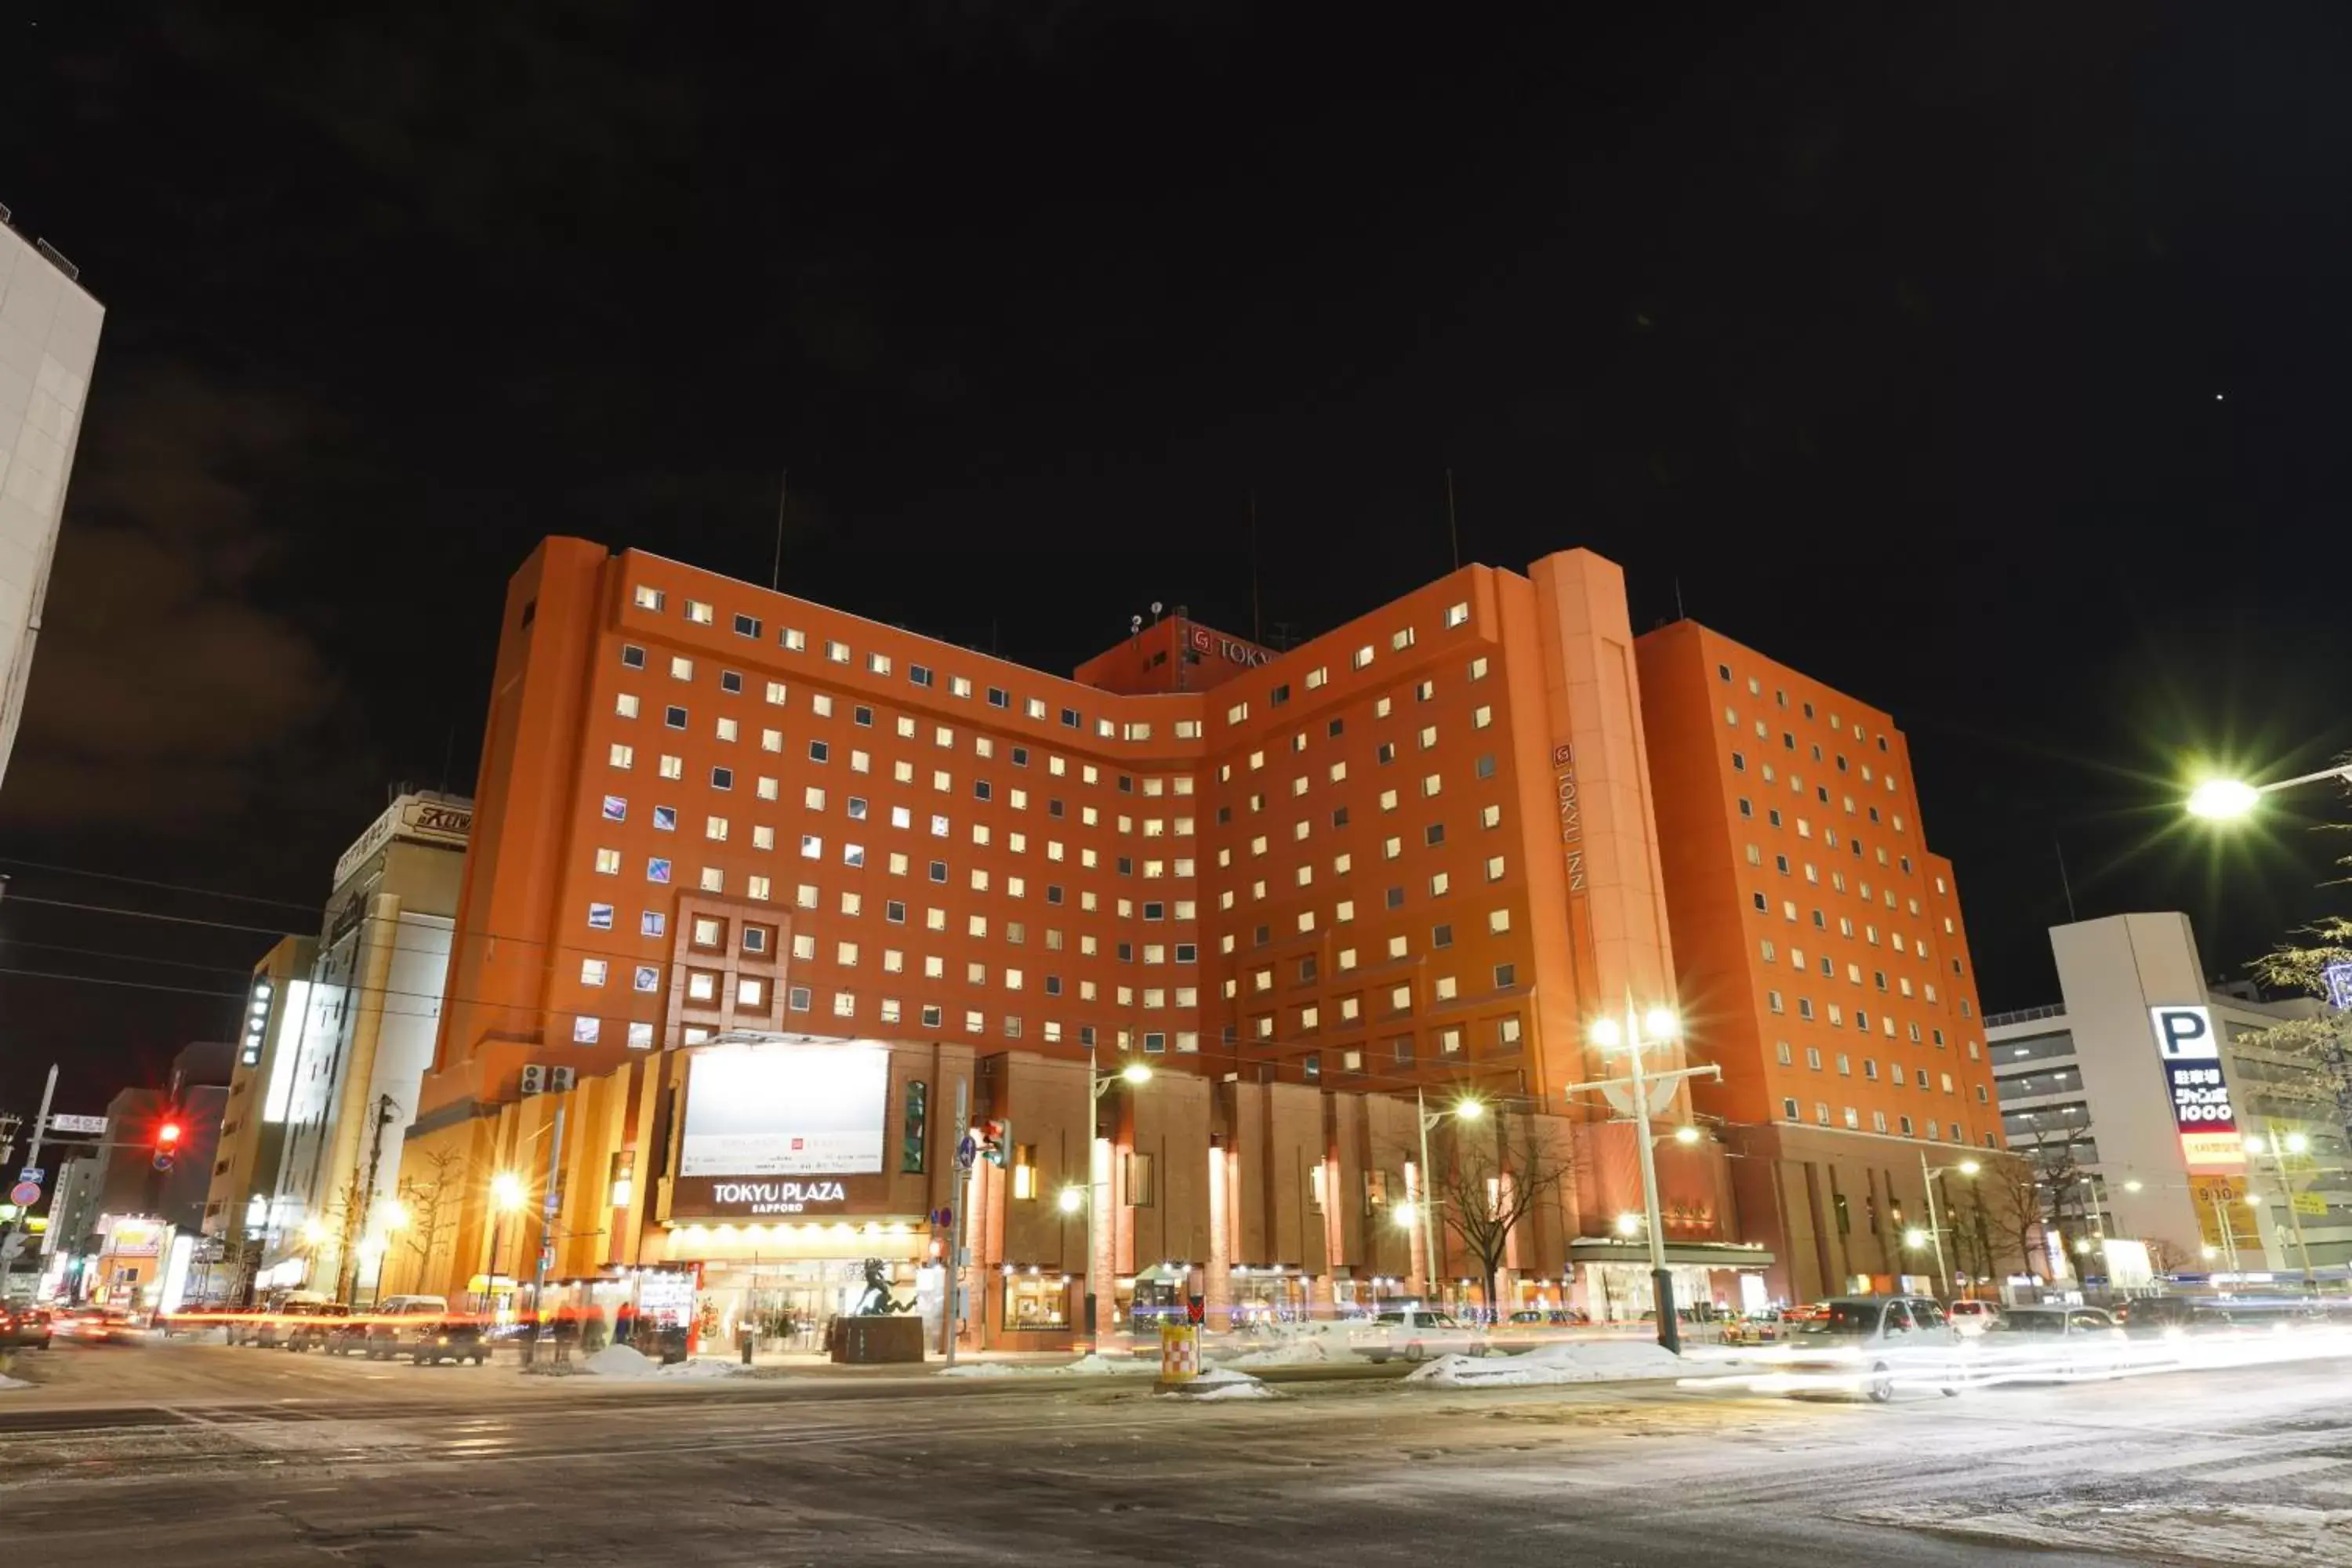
left=850, top=1257, right=912, bottom=1316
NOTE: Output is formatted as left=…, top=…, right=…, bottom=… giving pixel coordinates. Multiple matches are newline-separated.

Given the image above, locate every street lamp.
left=1412, top=1090, right=1485, bottom=1312
left=485, top=1171, right=528, bottom=1303
left=1916, top=1154, right=1984, bottom=1301
left=1056, top=1185, right=1084, bottom=1216
left=2185, top=764, right=2352, bottom=822
left=1077, top=1047, right=1152, bottom=1343
left=1566, top=1003, right=1719, bottom=1355
left=1903, top=1226, right=1930, bottom=1251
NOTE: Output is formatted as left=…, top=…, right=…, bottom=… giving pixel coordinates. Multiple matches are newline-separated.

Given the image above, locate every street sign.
left=2292, top=1191, right=2328, bottom=1218
left=2326, top=962, right=2352, bottom=1013
left=7, top=1181, right=38, bottom=1207
left=45, top=1114, right=106, bottom=1136
left=16, top=1167, right=42, bottom=1185
left=955, top=1133, right=978, bottom=1170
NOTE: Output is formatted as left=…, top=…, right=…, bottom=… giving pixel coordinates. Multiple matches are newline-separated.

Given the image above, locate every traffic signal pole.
left=0, top=1065, right=59, bottom=1302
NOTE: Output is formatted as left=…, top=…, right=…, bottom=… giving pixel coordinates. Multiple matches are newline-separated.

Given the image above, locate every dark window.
left=974, top=780, right=993, bottom=801
left=1117, top=856, right=1133, bottom=876
left=1254, top=924, right=1271, bottom=946
left=733, top=613, right=761, bottom=638
left=1386, top=887, right=1406, bottom=909
left=1047, top=885, right=1065, bottom=905
left=1270, top=684, right=1290, bottom=707
left=1049, top=799, right=1065, bottom=818
left=909, top=665, right=935, bottom=688
left=1118, top=775, right=1134, bottom=794
left=854, top=706, right=873, bottom=727
left=1217, top=805, right=1232, bottom=824
left=808, top=740, right=829, bottom=762
left=1045, top=975, right=1062, bottom=996
left=1475, top=755, right=1496, bottom=779
left=1079, top=1025, right=1096, bottom=1047
left=1174, top=943, right=1197, bottom=963
left=1143, top=902, right=1165, bottom=920
left=1303, top=1052, right=1322, bottom=1080
left=1494, top=963, right=1515, bottom=989
left=710, top=767, right=733, bottom=790
left=1011, top=746, right=1029, bottom=767
left=622, top=644, right=646, bottom=670
left=1425, top=823, right=1446, bottom=847
left=987, top=687, right=1009, bottom=709
left=1331, top=806, right=1350, bottom=829
left=720, top=670, right=743, bottom=694
left=886, top=900, right=906, bottom=924
left=665, top=706, right=688, bottom=729
left=928, top=861, right=948, bottom=884
left=1298, top=956, right=1318, bottom=982
left=1061, top=707, right=1081, bottom=729
left=1117, top=942, right=1134, bottom=962
left=1432, top=924, right=1453, bottom=948
left=1327, top=719, right=1345, bottom=738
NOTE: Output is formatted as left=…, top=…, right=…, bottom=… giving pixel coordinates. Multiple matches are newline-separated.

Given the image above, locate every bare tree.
left=2143, top=1237, right=2193, bottom=1275
left=2239, top=893, right=2352, bottom=1131
left=396, top=1146, right=466, bottom=1299
left=1418, top=1109, right=1579, bottom=1316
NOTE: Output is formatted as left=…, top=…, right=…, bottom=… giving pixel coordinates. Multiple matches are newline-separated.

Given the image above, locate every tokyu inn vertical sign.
left=2151, top=1004, right=2245, bottom=1171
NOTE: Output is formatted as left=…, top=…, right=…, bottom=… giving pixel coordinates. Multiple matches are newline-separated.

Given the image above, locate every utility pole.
left=531, top=1106, right=566, bottom=1318
left=1559, top=1004, right=1719, bottom=1355
left=0, top=1065, right=58, bottom=1302
left=1917, top=1150, right=1951, bottom=1299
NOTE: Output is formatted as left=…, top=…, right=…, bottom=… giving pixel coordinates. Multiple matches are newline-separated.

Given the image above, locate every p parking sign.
left=2152, top=1004, right=2244, bottom=1169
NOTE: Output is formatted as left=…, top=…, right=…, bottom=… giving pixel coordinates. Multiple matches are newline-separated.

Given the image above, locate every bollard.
left=742, top=1330, right=756, bottom=1366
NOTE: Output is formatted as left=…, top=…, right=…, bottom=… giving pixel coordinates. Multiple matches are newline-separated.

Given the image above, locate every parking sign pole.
left=0, top=1065, right=56, bottom=1302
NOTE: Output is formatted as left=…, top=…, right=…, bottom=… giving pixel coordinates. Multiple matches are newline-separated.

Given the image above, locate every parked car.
left=2115, top=1295, right=2242, bottom=1338
left=284, top=1304, right=355, bottom=1353
left=253, top=1297, right=338, bottom=1350
left=409, top=1318, right=491, bottom=1366
left=0, top=1304, right=52, bottom=1349
left=1346, top=1306, right=1492, bottom=1364
left=1980, top=1305, right=2132, bottom=1380
left=1722, top=1309, right=1785, bottom=1347
left=1763, top=1295, right=1963, bottom=1402
left=363, top=1295, right=452, bottom=1359
left=1945, top=1300, right=2000, bottom=1338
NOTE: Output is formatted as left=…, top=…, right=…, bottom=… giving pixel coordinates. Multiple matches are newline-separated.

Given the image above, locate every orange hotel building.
left=395, top=536, right=2015, bottom=1348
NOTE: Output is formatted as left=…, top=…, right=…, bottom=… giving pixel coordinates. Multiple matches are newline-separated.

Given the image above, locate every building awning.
left=1569, top=1239, right=1776, bottom=1269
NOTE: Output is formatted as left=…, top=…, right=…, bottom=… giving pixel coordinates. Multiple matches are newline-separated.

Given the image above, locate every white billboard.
left=679, top=1043, right=888, bottom=1178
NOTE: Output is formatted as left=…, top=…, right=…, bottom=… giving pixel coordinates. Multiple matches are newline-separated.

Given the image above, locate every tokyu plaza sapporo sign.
left=2153, top=1004, right=2245, bottom=1170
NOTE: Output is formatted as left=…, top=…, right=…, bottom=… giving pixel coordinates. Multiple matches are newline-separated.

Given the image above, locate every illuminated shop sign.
left=2151, top=1004, right=2245, bottom=1169
left=706, top=1180, right=848, bottom=1215
left=680, top=1043, right=888, bottom=1178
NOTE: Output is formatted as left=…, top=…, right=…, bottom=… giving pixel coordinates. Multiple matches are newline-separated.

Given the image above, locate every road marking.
left=2203, top=1456, right=2352, bottom=1484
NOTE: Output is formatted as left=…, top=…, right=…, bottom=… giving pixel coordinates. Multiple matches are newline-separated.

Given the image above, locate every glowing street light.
left=1614, top=1212, right=1642, bottom=1237
left=1392, top=1200, right=1421, bottom=1232
left=1119, top=1062, right=1153, bottom=1087
left=2186, top=764, right=2352, bottom=822
left=2285, top=1131, right=2312, bottom=1156
left=1903, top=1227, right=1930, bottom=1250
left=491, top=1171, right=528, bottom=1211
left=1056, top=1185, right=1084, bottom=1216
left=1673, top=1125, right=1702, bottom=1145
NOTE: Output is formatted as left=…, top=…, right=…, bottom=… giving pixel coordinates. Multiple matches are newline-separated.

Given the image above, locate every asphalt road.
left=5, top=1339, right=2350, bottom=1566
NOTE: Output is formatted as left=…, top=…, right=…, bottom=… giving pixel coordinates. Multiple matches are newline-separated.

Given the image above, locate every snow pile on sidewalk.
left=0, top=1374, right=31, bottom=1392
left=1406, top=1340, right=1683, bottom=1387
left=1218, top=1336, right=1335, bottom=1368
left=1158, top=1367, right=1279, bottom=1402
left=661, top=1357, right=758, bottom=1379
left=940, top=1353, right=1156, bottom=1378
left=580, top=1343, right=660, bottom=1378
left=1051, top=1352, right=1156, bottom=1377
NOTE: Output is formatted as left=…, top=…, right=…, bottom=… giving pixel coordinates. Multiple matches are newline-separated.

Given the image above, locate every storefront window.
left=1001, top=1272, right=1072, bottom=1332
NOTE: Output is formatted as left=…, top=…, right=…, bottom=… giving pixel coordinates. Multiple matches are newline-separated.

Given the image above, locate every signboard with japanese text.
left=2152, top=1004, right=2245, bottom=1169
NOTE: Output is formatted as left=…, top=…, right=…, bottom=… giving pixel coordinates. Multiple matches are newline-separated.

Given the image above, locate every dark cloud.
left=3, top=367, right=340, bottom=826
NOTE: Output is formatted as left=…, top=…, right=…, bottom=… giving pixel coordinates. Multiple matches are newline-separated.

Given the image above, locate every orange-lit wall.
left=1636, top=621, right=2000, bottom=1152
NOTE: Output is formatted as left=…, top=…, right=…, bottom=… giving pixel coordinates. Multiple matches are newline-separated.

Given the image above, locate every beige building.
left=258, top=792, right=472, bottom=1299
left=198, top=935, right=317, bottom=1301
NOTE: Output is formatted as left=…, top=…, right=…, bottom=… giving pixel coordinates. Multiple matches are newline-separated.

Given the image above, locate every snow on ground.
left=662, top=1357, right=758, bottom=1379
left=1217, top=1337, right=1336, bottom=1368
left=580, top=1344, right=660, bottom=1378
left=1406, top=1339, right=1683, bottom=1387
left=939, top=1353, right=1157, bottom=1378
left=0, top=1374, right=31, bottom=1392
left=1158, top=1367, right=1279, bottom=1401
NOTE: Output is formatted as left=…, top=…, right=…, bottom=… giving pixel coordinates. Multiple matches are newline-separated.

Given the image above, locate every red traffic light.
left=156, top=1121, right=183, bottom=1149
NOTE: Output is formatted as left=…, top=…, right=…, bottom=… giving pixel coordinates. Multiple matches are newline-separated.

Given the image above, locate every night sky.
left=3, top=4, right=2348, bottom=1120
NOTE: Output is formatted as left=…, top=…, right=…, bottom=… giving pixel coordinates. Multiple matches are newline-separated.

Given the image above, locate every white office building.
left=1990, top=913, right=2350, bottom=1276
left=0, top=212, right=103, bottom=791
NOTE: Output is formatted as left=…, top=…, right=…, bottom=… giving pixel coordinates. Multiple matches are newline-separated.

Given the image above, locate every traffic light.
left=978, top=1119, right=1012, bottom=1168
left=153, top=1119, right=183, bottom=1173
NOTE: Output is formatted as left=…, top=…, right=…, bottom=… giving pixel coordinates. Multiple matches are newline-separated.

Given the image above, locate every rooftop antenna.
left=1673, top=575, right=1686, bottom=621
left=1248, top=489, right=1261, bottom=644
left=2054, top=833, right=2079, bottom=924
left=1446, top=468, right=1461, bottom=572
left=769, top=467, right=788, bottom=593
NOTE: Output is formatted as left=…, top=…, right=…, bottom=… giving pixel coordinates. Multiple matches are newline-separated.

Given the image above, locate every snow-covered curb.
left=1157, top=1367, right=1280, bottom=1401
left=1215, top=1337, right=1338, bottom=1369
left=939, top=1352, right=1158, bottom=1379
left=1406, top=1341, right=1684, bottom=1387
